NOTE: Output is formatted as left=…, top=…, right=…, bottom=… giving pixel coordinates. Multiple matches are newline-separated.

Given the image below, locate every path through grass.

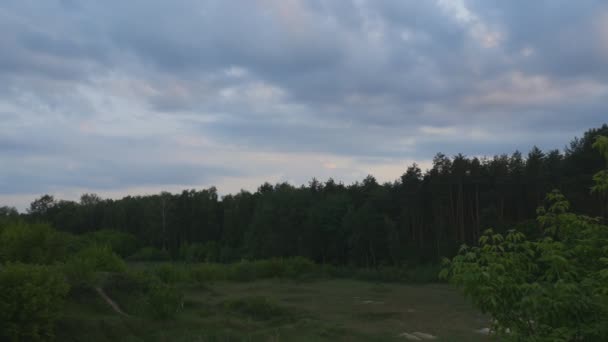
left=58, top=279, right=492, bottom=341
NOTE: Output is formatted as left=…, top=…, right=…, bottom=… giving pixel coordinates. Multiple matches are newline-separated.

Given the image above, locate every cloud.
left=0, top=0, right=607, bottom=210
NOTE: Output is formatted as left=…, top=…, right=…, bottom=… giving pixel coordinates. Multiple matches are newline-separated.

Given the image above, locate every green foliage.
left=83, top=229, right=138, bottom=257
left=0, top=222, right=72, bottom=264
left=189, top=263, right=227, bottom=283
left=179, top=241, right=220, bottom=262
left=186, top=257, right=319, bottom=283
left=75, top=245, right=127, bottom=273
left=321, top=264, right=441, bottom=283
left=62, top=257, right=98, bottom=290
left=0, top=207, right=20, bottom=229
left=101, top=270, right=165, bottom=317
left=62, top=245, right=127, bottom=291
left=592, top=170, right=608, bottom=196
left=591, top=136, right=608, bottom=196
left=186, top=258, right=318, bottom=283
left=151, top=263, right=188, bottom=284
left=592, top=135, right=608, bottom=162
left=442, top=192, right=608, bottom=340
left=223, top=296, right=291, bottom=321
left=128, top=247, right=171, bottom=262
left=442, top=134, right=608, bottom=340
left=24, top=125, right=608, bottom=266
left=145, top=283, right=184, bottom=320
left=283, top=256, right=316, bottom=277
left=186, top=258, right=437, bottom=284
left=225, top=257, right=318, bottom=281
left=226, top=260, right=259, bottom=281
left=0, top=263, right=70, bottom=341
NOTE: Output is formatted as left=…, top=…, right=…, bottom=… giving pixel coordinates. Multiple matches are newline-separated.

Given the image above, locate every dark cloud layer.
left=1, top=0, right=607, bottom=209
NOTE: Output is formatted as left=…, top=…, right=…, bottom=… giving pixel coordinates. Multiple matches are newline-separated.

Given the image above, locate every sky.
left=1, top=0, right=608, bottom=211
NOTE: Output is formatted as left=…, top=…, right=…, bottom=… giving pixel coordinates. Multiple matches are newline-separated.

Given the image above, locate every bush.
left=152, top=263, right=188, bottom=284
left=128, top=247, right=171, bottom=262
left=224, top=257, right=319, bottom=282
left=179, top=241, right=220, bottom=263
left=145, top=283, right=184, bottom=319
left=442, top=191, right=608, bottom=340
left=83, top=229, right=138, bottom=257
left=249, top=259, right=286, bottom=278
left=190, top=263, right=227, bottom=283
left=0, top=222, right=71, bottom=264
left=0, top=263, right=70, bottom=341
left=62, top=257, right=97, bottom=290
left=75, top=245, right=127, bottom=273
left=284, top=256, right=316, bottom=278
left=227, top=260, right=258, bottom=282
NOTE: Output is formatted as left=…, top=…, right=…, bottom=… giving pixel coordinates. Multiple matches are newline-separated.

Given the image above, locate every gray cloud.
left=1, top=0, right=607, bottom=209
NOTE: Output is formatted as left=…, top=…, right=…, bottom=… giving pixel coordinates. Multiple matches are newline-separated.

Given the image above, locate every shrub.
left=76, top=245, right=127, bottom=273
left=0, top=263, right=70, bottom=341
left=0, top=222, right=70, bottom=264
left=62, top=257, right=97, bottom=290
left=227, top=261, right=257, bottom=282
left=442, top=191, right=608, bottom=340
left=128, top=247, right=171, bottom=262
left=225, top=257, right=319, bottom=282
left=189, top=263, right=227, bottom=283
left=83, top=229, right=138, bottom=257
left=284, top=256, right=316, bottom=278
left=97, top=270, right=159, bottom=317
left=442, top=137, right=608, bottom=341
left=250, top=259, right=286, bottom=278
left=152, top=263, right=188, bottom=284
left=145, top=283, right=184, bottom=319
left=179, top=241, right=220, bottom=263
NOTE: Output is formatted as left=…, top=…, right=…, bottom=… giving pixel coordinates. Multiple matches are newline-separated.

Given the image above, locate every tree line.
left=3, top=124, right=607, bottom=266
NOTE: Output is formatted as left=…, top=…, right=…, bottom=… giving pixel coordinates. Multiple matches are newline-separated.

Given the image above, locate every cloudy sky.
left=1, top=0, right=608, bottom=210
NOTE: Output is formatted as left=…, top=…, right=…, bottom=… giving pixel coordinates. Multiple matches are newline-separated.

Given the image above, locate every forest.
left=4, top=124, right=607, bottom=266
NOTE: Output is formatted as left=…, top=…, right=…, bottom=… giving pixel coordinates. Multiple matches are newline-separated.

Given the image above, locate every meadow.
left=56, top=263, right=492, bottom=341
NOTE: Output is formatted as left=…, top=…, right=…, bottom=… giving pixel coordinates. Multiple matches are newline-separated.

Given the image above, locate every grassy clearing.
left=57, top=276, right=492, bottom=341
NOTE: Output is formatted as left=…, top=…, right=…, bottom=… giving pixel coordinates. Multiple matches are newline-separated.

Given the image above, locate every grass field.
left=56, top=277, right=493, bottom=341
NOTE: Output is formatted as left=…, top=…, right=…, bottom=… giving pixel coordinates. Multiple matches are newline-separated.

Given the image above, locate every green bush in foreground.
left=442, top=135, right=608, bottom=341
left=442, top=191, right=608, bottom=340
left=0, top=263, right=70, bottom=341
